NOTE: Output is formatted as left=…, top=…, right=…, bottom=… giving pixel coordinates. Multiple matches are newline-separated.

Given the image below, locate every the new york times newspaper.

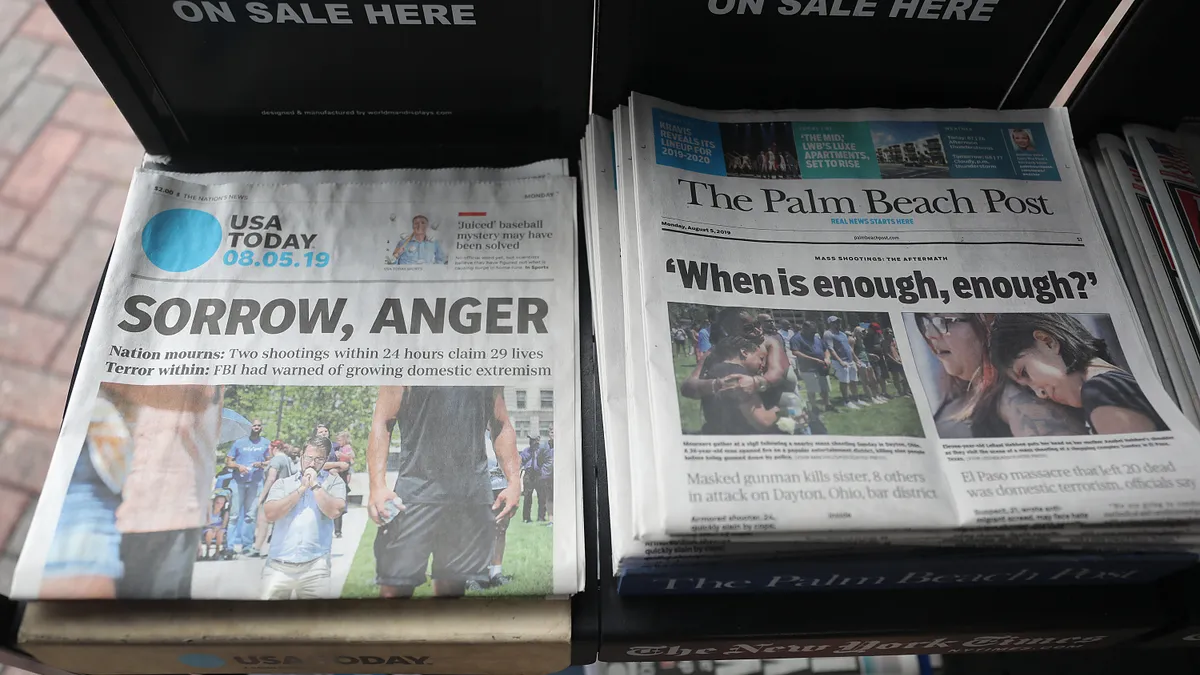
left=11, top=170, right=580, bottom=600
left=628, top=93, right=1200, bottom=540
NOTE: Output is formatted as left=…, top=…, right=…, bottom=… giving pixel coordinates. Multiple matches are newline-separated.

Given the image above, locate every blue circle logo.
left=141, top=209, right=222, bottom=272
left=178, top=653, right=226, bottom=668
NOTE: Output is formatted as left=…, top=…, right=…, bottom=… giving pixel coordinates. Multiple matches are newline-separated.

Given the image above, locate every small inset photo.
left=904, top=312, right=1167, bottom=438
left=719, top=121, right=801, bottom=179
left=668, top=303, right=922, bottom=438
left=869, top=121, right=950, bottom=179
left=385, top=212, right=449, bottom=265
left=1009, top=127, right=1037, bottom=152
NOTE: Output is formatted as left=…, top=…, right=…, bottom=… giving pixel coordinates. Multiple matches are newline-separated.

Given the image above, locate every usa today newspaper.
left=11, top=170, right=581, bottom=600
left=623, top=93, right=1200, bottom=543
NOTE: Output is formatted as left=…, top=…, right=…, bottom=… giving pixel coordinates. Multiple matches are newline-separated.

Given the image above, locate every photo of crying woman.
left=988, top=313, right=1168, bottom=435
left=907, top=312, right=1086, bottom=439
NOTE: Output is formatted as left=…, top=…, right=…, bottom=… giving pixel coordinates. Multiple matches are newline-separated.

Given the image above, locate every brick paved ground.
left=0, top=0, right=141, bottom=593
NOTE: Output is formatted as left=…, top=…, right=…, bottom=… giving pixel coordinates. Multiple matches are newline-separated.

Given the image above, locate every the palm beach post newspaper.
left=621, top=94, right=1200, bottom=549
left=11, top=167, right=581, bottom=600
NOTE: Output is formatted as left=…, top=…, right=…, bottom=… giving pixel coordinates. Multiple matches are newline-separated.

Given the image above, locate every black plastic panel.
left=593, top=0, right=1121, bottom=115
left=47, top=0, right=593, bottom=163
left=1069, top=0, right=1200, bottom=139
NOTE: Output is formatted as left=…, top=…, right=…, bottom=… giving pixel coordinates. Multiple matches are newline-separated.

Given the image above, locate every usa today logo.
left=141, top=208, right=222, bottom=272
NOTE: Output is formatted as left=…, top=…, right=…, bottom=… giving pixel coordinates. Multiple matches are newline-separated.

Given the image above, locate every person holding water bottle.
left=366, top=386, right=522, bottom=598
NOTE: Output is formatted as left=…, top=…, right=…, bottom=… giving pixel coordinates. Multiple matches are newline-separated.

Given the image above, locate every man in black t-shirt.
left=366, top=386, right=522, bottom=597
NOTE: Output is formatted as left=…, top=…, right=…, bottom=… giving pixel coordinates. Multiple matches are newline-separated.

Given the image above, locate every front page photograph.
left=669, top=302, right=919, bottom=437
left=905, top=312, right=1164, bottom=438
left=627, top=94, right=1200, bottom=539
left=47, top=382, right=560, bottom=600
left=13, top=174, right=580, bottom=599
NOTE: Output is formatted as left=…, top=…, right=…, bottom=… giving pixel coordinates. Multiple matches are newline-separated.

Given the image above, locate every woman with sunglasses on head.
left=988, top=313, right=1166, bottom=434
left=916, top=313, right=1086, bottom=438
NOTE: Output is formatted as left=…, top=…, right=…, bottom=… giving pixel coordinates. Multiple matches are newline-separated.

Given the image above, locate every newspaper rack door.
left=23, top=1, right=594, bottom=674
left=46, top=0, right=592, bottom=169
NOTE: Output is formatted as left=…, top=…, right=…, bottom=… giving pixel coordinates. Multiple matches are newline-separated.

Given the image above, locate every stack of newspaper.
left=1081, top=127, right=1200, bottom=428
left=582, top=93, right=1200, bottom=595
left=11, top=162, right=584, bottom=600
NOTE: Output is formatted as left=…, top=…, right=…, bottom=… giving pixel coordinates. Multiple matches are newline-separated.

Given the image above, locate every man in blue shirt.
left=392, top=214, right=447, bottom=264
left=262, top=436, right=346, bottom=599
left=226, top=418, right=270, bottom=556
left=777, top=319, right=794, bottom=348
left=823, top=316, right=862, bottom=410
left=694, top=319, right=712, bottom=364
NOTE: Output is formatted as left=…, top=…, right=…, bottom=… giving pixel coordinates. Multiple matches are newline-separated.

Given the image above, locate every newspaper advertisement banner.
left=12, top=171, right=580, bottom=599
left=627, top=93, right=1200, bottom=539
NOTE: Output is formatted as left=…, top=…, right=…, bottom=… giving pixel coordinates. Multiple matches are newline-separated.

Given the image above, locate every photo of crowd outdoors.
left=719, top=121, right=802, bottom=180
left=39, top=383, right=554, bottom=601
left=189, top=384, right=369, bottom=600
left=905, top=312, right=1166, bottom=438
left=669, top=303, right=921, bottom=438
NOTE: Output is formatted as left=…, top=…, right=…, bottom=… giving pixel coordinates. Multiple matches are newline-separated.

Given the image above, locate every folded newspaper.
left=12, top=163, right=582, bottom=600
left=583, top=94, right=1200, bottom=579
left=1088, top=135, right=1200, bottom=425
left=1123, top=125, right=1200, bottom=393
